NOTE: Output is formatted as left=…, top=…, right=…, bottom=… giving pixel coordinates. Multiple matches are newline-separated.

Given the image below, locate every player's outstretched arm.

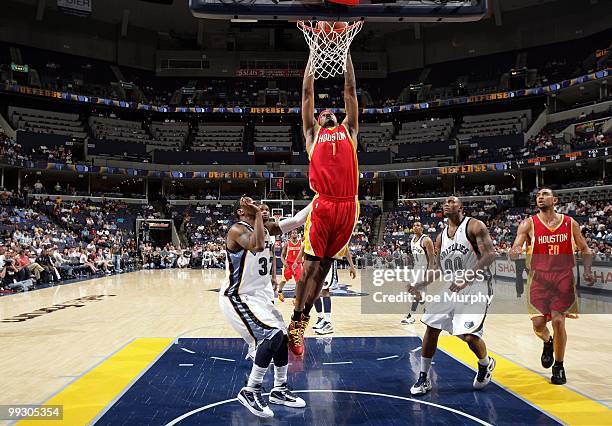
left=342, top=53, right=359, bottom=140
left=302, top=53, right=317, bottom=148
left=509, top=218, right=531, bottom=260
left=266, top=202, right=311, bottom=236
left=571, top=218, right=595, bottom=285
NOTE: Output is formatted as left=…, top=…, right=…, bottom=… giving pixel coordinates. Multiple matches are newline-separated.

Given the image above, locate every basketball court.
left=0, top=0, right=610, bottom=425
left=1, top=269, right=610, bottom=425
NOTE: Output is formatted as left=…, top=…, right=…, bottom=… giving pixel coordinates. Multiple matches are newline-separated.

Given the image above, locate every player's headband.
left=317, top=109, right=334, bottom=125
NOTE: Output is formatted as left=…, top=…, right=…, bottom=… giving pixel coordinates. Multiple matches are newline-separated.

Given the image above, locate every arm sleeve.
left=279, top=202, right=311, bottom=234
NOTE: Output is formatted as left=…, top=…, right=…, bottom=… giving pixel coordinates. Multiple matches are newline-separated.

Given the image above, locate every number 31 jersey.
left=439, top=217, right=479, bottom=276
left=220, top=221, right=274, bottom=297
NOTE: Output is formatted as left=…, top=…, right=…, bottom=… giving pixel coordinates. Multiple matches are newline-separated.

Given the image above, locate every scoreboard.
left=270, top=177, right=284, bottom=192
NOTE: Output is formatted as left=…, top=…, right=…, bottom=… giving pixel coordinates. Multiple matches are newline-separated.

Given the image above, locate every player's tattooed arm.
left=509, top=218, right=531, bottom=260
left=343, top=53, right=359, bottom=140
left=571, top=218, right=595, bottom=285
left=470, top=219, right=496, bottom=272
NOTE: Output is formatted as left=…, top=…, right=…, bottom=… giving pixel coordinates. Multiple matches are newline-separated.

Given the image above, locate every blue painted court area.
left=95, top=337, right=558, bottom=426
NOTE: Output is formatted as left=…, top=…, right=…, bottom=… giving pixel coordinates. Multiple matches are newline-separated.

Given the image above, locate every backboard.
left=189, top=0, right=489, bottom=23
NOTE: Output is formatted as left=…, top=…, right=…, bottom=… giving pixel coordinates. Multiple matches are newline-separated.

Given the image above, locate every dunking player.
left=313, top=249, right=357, bottom=335
left=219, top=197, right=305, bottom=418
left=401, top=222, right=435, bottom=325
left=287, top=51, right=361, bottom=356
left=277, top=230, right=304, bottom=303
left=411, top=197, right=497, bottom=395
left=509, top=188, right=595, bottom=385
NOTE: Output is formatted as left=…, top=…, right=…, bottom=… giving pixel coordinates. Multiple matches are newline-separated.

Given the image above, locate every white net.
left=298, top=20, right=364, bottom=80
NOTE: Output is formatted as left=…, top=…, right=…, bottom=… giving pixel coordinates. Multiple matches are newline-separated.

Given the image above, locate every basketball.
left=316, top=20, right=348, bottom=34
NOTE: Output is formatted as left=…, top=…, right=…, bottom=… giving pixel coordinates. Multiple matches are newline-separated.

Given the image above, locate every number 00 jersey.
left=220, top=221, right=274, bottom=297
left=439, top=217, right=480, bottom=276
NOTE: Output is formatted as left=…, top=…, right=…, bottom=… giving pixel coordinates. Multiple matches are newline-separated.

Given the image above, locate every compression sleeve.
left=279, top=202, right=311, bottom=234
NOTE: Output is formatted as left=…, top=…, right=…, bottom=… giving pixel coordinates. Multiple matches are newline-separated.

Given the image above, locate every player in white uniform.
left=401, top=222, right=435, bottom=325
left=411, top=196, right=497, bottom=395
left=219, top=197, right=305, bottom=418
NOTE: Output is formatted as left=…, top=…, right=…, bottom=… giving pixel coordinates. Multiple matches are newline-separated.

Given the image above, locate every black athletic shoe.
left=551, top=365, right=567, bottom=385
left=237, top=385, right=274, bottom=418
left=473, top=357, right=496, bottom=390
left=541, top=337, right=554, bottom=369
left=410, top=372, right=432, bottom=395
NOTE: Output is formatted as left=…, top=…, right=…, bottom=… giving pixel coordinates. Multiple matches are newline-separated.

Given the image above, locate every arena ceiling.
left=5, top=0, right=589, bottom=35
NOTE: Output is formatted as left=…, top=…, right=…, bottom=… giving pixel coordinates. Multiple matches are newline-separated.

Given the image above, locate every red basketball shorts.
left=528, top=269, right=578, bottom=320
left=283, top=262, right=303, bottom=282
left=304, top=194, right=359, bottom=259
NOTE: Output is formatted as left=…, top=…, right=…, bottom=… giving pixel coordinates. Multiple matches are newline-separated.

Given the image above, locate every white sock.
left=318, top=312, right=324, bottom=319
left=324, top=312, right=331, bottom=322
left=478, top=356, right=490, bottom=366
left=421, top=356, right=432, bottom=374
left=247, top=364, right=268, bottom=389
left=273, top=365, right=288, bottom=388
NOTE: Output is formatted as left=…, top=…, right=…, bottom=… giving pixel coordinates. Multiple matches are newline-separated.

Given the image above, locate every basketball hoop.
left=297, top=20, right=364, bottom=80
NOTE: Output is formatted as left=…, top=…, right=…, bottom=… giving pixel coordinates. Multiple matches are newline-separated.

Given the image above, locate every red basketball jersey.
left=308, top=124, right=358, bottom=198
left=529, top=213, right=575, bottom=272
left=286, top=239, right=302, bottom=264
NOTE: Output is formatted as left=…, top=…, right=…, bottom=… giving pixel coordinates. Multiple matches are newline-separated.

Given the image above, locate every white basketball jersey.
left=411, top=234, right=429, bottom=270
left=440, top=217, right=479, bottom=275
left=220, top=221, right=274, bottom=297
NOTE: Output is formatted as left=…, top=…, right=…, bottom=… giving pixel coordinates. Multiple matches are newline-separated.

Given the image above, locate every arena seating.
left=191, top=124, right=243, bottom=152
left=37, top=198, right=139, bottom=243
left=177, top=203, right=234, bottom=246
left=457, top=110, right=531, bottom=141
left=9, top=106, right=87, bottom=139
left=254, top=125, right=292, bottom=152
left=150, top=121, right=189, bottom=150
left=89, top=116, right=150, bottom=144
left=350, top=203, right=381, bottom=258
left=395, top=118, right=454, bottom=146
left=360, top=123, right=394, bottom=152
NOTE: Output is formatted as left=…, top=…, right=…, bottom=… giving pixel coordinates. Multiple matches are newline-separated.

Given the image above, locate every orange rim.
left=297, top=20, right=363, bottom=34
